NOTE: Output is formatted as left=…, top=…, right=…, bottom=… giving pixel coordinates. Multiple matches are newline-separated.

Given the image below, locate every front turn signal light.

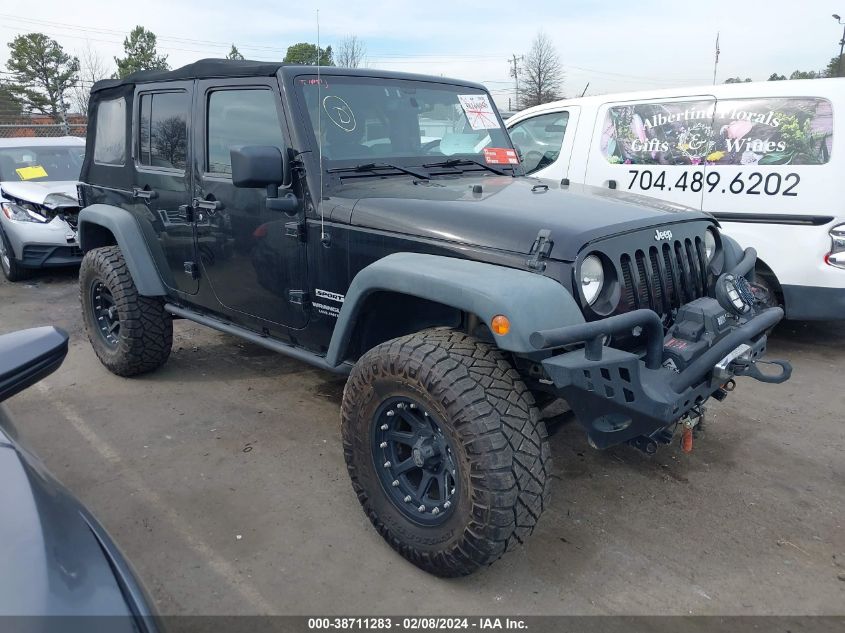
left=491, top=315, right=510, bottom=336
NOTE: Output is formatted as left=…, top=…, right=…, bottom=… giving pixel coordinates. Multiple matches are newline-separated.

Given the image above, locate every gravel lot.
left=1, top=268, right=843, bottom=616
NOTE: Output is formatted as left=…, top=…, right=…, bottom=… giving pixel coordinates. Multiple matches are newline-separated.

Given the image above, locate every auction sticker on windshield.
left=458, top=94, right=500, bottom=130
left=15, top=165, right=48, bottom=180
left=483, top=147, right=519, bottom=165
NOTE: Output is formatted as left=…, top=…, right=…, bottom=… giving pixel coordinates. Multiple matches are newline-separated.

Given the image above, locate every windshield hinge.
left=285, top=220, right=307, bottom=242
left=526, top=229, right=553, bottom=272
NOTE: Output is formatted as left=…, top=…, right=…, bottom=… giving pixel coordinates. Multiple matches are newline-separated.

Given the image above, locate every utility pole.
left=509, top=54, right=523, bottom=109
left=834, top=15, right=845, bottom=77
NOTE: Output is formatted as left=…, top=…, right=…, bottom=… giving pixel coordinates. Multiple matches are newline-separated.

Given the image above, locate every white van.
left=506, top=79, right=845, bottom=320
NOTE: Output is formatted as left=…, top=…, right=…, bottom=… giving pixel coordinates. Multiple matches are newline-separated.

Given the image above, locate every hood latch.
left=527, top=229, right=553, bottom=272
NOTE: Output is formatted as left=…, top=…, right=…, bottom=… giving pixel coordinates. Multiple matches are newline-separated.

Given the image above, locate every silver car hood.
left=0, top=180, right=78, bottom=206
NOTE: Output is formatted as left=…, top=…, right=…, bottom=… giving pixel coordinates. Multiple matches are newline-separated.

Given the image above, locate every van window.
left=207, top=89, right=284, bottom=175
left=138, top=91, right=189, bottom=171
left=601, top=100, right=715, bottom=166
left=509, top=112, right=569, bottom=174
left=709, top=97, right=832, bottom=165
left=93, top=98, right=126, bottom=166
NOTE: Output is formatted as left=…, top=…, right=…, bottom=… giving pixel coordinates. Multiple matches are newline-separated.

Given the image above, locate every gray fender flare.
left=325, top=252, right=584, bottom=366
left=77, top=204, right=169, bottom=296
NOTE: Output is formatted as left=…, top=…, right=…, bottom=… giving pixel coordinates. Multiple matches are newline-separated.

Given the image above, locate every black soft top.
left=91, top=59, right=286, bottom=93
left=91, top=58, right=486, bottom=93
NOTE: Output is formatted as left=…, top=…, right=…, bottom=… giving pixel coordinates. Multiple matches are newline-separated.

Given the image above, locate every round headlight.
left=580, top=254, right=605, bottom=305
left=704, top=228, right=717, bottom=262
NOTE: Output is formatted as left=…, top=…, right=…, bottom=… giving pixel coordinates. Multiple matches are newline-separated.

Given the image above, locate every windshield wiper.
left=327, top=162, right=429, bottom=180
left=422, top=158, right=510, bottom=177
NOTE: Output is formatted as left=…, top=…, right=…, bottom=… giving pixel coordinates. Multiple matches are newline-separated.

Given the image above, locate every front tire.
left=79, top=246, right=172, bottom=376
left=342, top=328, right=551, bottom=577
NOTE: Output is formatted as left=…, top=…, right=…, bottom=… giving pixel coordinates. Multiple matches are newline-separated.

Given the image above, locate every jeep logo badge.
left=654, top=229, right=673, bottom=241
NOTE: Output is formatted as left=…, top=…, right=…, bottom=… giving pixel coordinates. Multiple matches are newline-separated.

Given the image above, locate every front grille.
left=618, top=237, right=709, bottom=319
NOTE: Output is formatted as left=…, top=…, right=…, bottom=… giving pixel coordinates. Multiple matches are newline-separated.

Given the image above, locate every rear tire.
left=342, top=327, right=551, bottom=577
left=0, top=225, right=33, bottom=282
left=79, top=246, right=172, bottom=376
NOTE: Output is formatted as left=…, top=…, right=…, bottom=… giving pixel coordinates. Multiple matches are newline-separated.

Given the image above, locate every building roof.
left=0, top=136, right=85, bottom=148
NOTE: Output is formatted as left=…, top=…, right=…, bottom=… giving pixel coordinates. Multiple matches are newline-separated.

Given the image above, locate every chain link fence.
left=0, top=115, right=87, bottom=139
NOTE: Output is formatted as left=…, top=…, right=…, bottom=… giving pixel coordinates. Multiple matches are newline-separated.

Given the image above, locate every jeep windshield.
left=294, top=75, right=517, bottom=176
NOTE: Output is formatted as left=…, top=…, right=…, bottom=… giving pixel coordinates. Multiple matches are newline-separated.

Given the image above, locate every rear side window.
left=601, top=100, right=715, bottom=166
left=710, top=97, right=832, bottom=165
left=207, top=89, right=284, bottom=175
left=93, top=98, right=126, bottom=166
left=509, top=111, right=569, bottom=174
left=138, top=91, right=189, bottom=171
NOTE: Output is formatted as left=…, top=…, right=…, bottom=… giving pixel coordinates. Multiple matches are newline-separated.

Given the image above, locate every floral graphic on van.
left=602, top=97, right=832, bottom=166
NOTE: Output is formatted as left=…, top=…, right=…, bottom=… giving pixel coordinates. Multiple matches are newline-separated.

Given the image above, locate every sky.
left=1, top=0, right=843, bottom=110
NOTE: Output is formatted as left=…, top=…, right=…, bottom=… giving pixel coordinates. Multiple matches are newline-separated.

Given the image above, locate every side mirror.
left=230, top=145, right=299, bottom=215
left=230, top=145, right=290, bottom=189
left=0, top=327, right=69, bottom=403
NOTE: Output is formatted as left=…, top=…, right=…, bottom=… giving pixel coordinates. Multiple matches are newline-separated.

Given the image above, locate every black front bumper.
left=533, top=297, right=788, bottom=450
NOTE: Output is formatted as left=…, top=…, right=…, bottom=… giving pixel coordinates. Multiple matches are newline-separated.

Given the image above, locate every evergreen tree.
left=114, top=26, right=169, bottom=79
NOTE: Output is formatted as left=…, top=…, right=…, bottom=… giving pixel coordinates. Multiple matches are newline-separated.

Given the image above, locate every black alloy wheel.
left=371, top=396, right=459, bottom=525
left=90, top=279, right=120, bottom=347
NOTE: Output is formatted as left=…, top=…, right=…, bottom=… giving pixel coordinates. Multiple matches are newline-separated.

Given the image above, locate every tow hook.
left=679, top=407, right=704, bottom=454
left=731, top=358, right=792, bottom=384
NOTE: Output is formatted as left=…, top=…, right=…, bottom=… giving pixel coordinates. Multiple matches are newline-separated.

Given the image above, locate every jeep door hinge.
left=285, top=220, right=307, bottom=241
left=288, top=290, right=311, bottom=306
left=526, top=229, right=553, bottom=272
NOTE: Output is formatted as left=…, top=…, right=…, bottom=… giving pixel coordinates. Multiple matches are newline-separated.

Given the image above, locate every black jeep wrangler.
left=77, top=59, right=791, bottom=577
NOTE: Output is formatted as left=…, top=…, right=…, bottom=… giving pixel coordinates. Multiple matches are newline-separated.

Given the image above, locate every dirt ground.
left=1, top=268, right=843, bottom=616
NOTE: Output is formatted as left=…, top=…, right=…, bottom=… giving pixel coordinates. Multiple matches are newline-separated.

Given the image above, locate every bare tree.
left=70, top=42, right=110, bottom=114
left=336, top=35, right=367, bottom=68
left=518, top=31, right=564, bottom=108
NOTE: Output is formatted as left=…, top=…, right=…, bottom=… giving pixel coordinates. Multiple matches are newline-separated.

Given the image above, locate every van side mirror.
left=230, top=145, right=299, bottom=215
left=0, top=327, right=69, bottom=403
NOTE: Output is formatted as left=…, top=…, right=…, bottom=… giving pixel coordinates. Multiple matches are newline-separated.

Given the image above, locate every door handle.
left=192, top=198, right=223, bottom=212
left=132, top=187, right=158, bottom=200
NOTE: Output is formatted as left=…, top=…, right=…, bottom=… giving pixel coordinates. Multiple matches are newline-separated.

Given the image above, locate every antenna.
left=316, top=9, right=325, bottom=242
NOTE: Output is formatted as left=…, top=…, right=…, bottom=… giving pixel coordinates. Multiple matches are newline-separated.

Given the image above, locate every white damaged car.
left=0, top=136, right=85, bottom=281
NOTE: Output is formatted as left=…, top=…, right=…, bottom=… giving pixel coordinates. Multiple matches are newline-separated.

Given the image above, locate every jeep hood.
left=0, top=180, right=79, bottom=207
left=342, top=177, right=712, bottom=261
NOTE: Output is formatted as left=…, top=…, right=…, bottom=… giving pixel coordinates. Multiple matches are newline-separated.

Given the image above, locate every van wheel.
left=341, top=327, right=551, bottom=577
left=80, top=246, right=172, bottom=376
left=0, top=226, right=33, bottom=282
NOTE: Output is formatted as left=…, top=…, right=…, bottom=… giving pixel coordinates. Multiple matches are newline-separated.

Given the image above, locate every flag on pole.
left=712, top=32, right=720, bottom=84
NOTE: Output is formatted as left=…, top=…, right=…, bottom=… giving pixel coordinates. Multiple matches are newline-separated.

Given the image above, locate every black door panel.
left=193, top=79, right=308, bottom=329
left=133, top=84, right=197, bottom=295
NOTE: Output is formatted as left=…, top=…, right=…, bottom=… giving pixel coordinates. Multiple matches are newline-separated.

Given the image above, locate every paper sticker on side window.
left=458, top=94, right=500, bottom=131
left=15, top=165, right=48, bottom=180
